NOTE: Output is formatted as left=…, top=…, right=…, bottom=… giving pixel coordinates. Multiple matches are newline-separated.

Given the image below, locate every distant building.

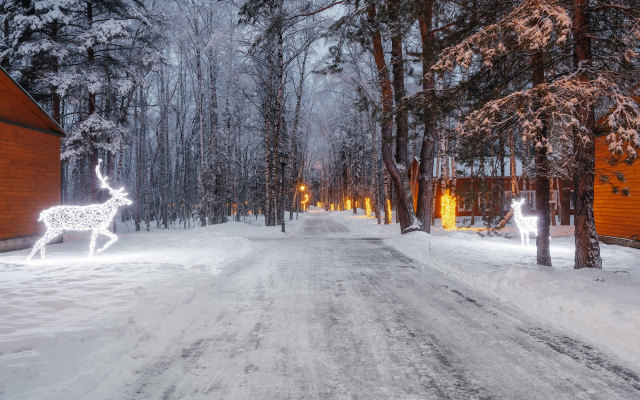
left=0, top=66, right=65, bottom=253
left=408, top=158, right=572, bottom=222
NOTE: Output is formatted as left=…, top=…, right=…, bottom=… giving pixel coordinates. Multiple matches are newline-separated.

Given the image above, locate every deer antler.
left=96, top=159, right=110, bottom=189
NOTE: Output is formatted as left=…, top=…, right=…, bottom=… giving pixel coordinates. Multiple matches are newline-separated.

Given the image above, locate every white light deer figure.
left=511, top=198, right=537, bottom=246
left=27, top=160, right=132, bottom=261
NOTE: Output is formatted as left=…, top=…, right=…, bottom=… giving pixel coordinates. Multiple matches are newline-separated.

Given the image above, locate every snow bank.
left=329, top=208, right=640, bottom=370
left=0, top=216, right=303, bottom=399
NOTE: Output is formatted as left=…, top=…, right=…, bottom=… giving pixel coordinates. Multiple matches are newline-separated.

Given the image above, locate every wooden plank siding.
left=0, top=122, right=61, bottom=240
left=594, top=138, right=640, bottom=241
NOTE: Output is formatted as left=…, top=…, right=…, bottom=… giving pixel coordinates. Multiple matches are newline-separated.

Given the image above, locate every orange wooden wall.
left=0, top=122, right=61, bottom=239
left=594, top=140, right=640, bottom=240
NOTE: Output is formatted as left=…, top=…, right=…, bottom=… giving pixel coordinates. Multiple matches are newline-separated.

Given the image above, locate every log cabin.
left=0, top=66, right=65, bottom=253
left=408, top=160, right=573, bottom=224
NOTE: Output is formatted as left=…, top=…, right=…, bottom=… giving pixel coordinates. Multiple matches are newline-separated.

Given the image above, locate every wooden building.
left=0, top=66, right=65, bottom=253
left=408, top=163, right=573, bottom=222
left=594, top=137, right=640, bottom=246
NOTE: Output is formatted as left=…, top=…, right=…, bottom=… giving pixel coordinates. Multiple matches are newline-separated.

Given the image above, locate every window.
left=527, top=191, right=536, bottom=210
left=458, top=196, right=472, bottom=212
left=570, top=190, right=575, bottom=210
left=478, top=195, right=490, bottom=211
left=503, top=191, right=512, bottom=210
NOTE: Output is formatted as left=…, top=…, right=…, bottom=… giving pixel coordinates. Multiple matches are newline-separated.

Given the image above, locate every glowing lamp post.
left=279, top=152, right=289, bottom=233
left=294, top=185, right=308, bottom=219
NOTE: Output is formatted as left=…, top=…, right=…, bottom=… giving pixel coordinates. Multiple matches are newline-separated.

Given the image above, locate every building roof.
left=0, top=66, right=65, bottom=137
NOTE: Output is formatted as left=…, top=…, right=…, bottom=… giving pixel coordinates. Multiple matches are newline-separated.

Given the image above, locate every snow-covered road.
left=120, top=212, right=640, bottom=399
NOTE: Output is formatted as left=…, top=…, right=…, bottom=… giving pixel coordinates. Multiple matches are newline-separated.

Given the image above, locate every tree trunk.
left=497, top=132, right=519, bottom=228
left=134, top=87, right=143, bottom=231
left=550, top=177, right=557, bottom=226
left=572, top=0, right=601, bottom=269
left=532, top=50, right=552, bottom=266
left=290, top=48, right=308, bottom=220
left=370, top=111, right=382, bottom=224
left=416, top=1, right=437, bottom=233
left=560, top=178, right=572, bottom=225
left=87, top=0, right=100, bottom=203
left=368, top=3, right=420, bottom=233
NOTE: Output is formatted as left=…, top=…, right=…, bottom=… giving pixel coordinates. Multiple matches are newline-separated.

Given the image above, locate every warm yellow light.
left=365, top=197, right=372, bottom=217
left=441, top=189, right=457, bottom=230
left=386, top=199, right=392, bottom=224
left=300, top=186, right=305, bottom=191
left=317, top=202, right=321, bottom=207
left=346, top=199, right=352, bottom=210
left=331, top=204, right=335, bottom=211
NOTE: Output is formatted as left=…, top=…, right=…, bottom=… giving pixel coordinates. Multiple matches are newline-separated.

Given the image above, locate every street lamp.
left=279, top=152, right=289, bottom=233
left=294, top=185, right=305, bottom=220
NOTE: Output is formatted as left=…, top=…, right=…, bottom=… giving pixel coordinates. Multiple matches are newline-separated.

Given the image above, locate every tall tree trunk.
left=496, top=132, right=519, bottom=228
left=416, top=0, right=437, bottom=232
left=274, top=4, right=285, bottom=227
left=290, top=47, right=308, bottom=220
left=572, top=0, right=601, bottom=269
left=560, top=177, right=571, bottom=225
left=87, top=0, right=99, bottom=203
left=209, top=46, right=225, bottom=225
left=134, top=87, right=143, bottom=231
left=367, top=3, right=419, bottom=233
left=159, top=66, right=169, bottom=229
left=532, top=51, right=552, bottom=266
left=369, top=110, right=382, bottom=224
left=550, top=177, right=557, bottom=226
left=194, top=17, right=207, bottom=227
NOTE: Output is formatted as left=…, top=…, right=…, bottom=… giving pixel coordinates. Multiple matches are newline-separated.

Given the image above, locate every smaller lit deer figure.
left=27, top=160, right=132, bottom=261
left=511, top=198, right=537, bottom=246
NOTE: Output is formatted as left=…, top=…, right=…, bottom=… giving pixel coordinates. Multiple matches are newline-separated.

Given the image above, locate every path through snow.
left=118, top=212, right=640, bottom=399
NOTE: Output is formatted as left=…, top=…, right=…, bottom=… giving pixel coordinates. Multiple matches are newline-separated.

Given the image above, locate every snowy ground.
left=0, top=216, right=303, bottom=399
left=0, top=208, right=638, bottom=399
left=329, top=209, right=640, bottom=370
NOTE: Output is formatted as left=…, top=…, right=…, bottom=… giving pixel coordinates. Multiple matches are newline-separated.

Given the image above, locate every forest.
left=1, top=0, right=639, bottom=270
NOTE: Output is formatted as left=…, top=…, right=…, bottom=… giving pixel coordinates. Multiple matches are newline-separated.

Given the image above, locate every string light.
left=27, top=160, right=132, bottom=261
left=365, top=197, right=372, bottom=217
left=511, top=198, right=537, bottom=246
left=386, top=199, right=392, bottom=224
left=440, top=189, right=457, bottom=230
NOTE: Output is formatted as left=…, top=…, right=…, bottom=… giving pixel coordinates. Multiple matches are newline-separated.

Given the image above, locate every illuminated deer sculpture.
left=511, top=198, right=537, bottom=246
left=27, top=160, right=132, bottom=261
